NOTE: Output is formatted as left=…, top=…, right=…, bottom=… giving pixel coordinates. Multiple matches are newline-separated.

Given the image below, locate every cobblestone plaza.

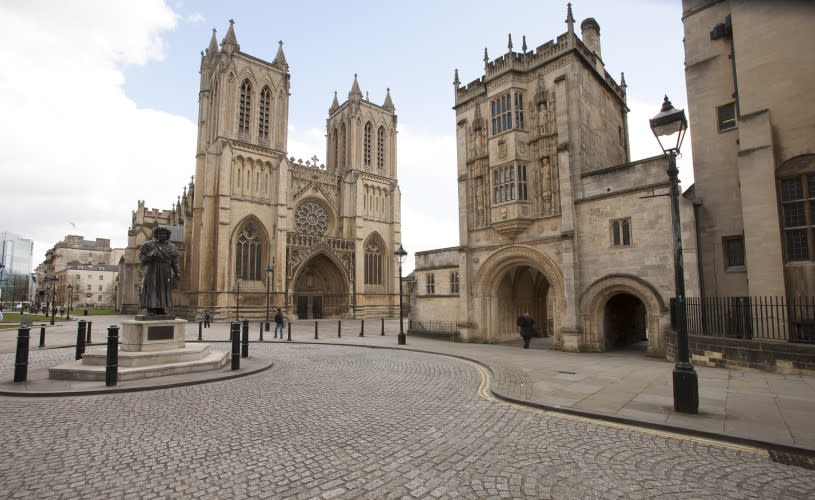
left=1, top=338, right=813, bottom=499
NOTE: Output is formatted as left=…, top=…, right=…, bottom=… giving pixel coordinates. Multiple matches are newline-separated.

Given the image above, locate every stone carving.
left=295, top=201, right=328, bottom=235
left=138, top=226, right=181, bottom=316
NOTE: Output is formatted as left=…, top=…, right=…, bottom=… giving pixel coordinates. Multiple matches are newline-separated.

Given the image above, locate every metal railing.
left=674, top=296, right=815, bottom=344
left=408, top=320, right=459, bottom=340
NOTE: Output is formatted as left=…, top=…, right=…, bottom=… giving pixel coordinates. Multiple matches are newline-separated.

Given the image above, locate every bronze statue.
left=139, top=226, right=182, bottom=316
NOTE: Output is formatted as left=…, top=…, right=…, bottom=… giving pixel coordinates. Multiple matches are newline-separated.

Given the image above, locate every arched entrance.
left=580, top=274, right=668, bottom=355
left=292, top=253, right=349, bottom=319
left=603, top=293, right=647, bottom=349
left=471, top=246, right=565, bottom=343
left=494, top=266, right=550, bottom=338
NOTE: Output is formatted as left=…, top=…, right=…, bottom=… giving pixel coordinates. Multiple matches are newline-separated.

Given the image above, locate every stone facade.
left=58, top=264, right=118, bottom=309
left=131, top=21, right=402, bottom=321
left=409, top=4, right=699, bottom=355
left=682, top=0, right=815, bottom=300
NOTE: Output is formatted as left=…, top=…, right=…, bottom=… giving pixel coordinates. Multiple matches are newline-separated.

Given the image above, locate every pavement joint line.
left=455, top=357, right=770, bottom=458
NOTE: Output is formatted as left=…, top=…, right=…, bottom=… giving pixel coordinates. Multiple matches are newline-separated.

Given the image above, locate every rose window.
left=295, top=201, right=328, bottom=235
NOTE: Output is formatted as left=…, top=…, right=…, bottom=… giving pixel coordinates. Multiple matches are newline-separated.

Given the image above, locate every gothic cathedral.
left=159, top=21, right=401, bottom=320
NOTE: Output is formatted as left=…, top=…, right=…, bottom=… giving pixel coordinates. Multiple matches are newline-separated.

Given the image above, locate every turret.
left=581, top=18, right=601, bottom=59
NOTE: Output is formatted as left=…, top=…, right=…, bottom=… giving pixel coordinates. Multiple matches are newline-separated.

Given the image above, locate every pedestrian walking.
left=274, top=308, right=285, bottom=339
left=204, top=310, right=211, bottom=328
left=517, top=312, right=536, bottom=349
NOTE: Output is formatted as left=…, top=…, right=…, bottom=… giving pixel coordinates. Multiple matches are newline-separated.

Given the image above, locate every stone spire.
left=453, top=68, right=460, bottom=88
left=522, top=35, right=528, bottom=53
left=203, top=28, right=218, bottom=67
left=272, top=40, right=288, bottom=69
left=483, top=47, right=489, bottom=71
left=221, top=19, right=239, bottom=54
left=383, top=88, right=395, bottom=112
left=566, top=3, right=575, bottom=37
left=349, top=73, right=362, bottom=101
left=329, top=91, right=339, bottom=114
left=507, top=33, right=513, bottom=52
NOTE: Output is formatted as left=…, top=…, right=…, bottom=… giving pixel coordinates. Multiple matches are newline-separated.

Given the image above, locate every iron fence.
left=408, top=320, right=458, bottom=338
left=673, top=296, right=815, bottom=344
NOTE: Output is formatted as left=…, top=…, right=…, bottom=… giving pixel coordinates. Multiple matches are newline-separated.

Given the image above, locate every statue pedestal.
left=121, top=318, right=187, bottom=352
left=49, top=317, right=228, bottom=382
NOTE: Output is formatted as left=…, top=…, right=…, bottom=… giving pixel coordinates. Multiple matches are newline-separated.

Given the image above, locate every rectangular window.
left=98, top=285, right=103, bottom=291
left=87, top=275, right=92, bottom=280
left=450, top=272, right=460, bottom=294
left=780, top=174, right=814, bottom=261
left=75, top=274, right=80, bottom=280
left=724, top=236, right=745, bottom=268
left=98, top=295, right=103, bottom=302
left=426, top=273, right=435, bottom=295
left=490, top=91, right=525, bottom=135
left=493, top=163, right=528, bottom=204
left=717, top=102, right=736, bottom=132
left=611, top=218, right=632, bottom=247
left=98, top=275, right=103, bottom=280
left=87, top=284, right=91, bottom=291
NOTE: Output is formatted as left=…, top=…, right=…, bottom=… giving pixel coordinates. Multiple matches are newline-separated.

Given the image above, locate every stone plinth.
left=121, top=318, right=187, bottom=352
left=49, top=317, right=228, bottom=382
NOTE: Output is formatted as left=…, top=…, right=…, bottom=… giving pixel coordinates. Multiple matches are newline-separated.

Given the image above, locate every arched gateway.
left=291, top=251, right=350, bottom=319
left=471, top=246, right=565, bottom=343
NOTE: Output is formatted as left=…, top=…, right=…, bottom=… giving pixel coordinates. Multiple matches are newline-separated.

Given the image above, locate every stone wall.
left=665, top=330, right=815, bottom=374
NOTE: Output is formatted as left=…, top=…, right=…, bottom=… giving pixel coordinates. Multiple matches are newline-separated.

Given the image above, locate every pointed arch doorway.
left=292, top=253, right=349, bottom=319
left=493, top=265, right=551, bottom=339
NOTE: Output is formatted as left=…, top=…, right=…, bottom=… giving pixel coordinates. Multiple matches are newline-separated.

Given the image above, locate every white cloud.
left=0, top=0, right=191, bottom=267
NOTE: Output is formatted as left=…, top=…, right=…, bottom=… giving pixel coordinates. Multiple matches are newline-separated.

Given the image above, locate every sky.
left=0, top=0, right=691, bottom=276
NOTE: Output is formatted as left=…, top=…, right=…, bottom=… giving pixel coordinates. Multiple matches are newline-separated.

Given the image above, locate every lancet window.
left=235, top=222, right=264, bottom=280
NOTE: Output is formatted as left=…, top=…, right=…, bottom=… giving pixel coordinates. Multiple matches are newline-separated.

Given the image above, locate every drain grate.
left=558, top=371, right=577, bottom=375
left=769, top=450, right=815, bottom=470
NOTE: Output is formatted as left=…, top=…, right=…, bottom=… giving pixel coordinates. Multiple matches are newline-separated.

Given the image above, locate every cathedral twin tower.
left=179, top=20, right=402, bottom=319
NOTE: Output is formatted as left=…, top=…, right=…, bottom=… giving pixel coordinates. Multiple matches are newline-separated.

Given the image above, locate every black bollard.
left=241, top=320, right=249, bottom=358
left=338, top=319, right=341, bottom=338
left=75, top=320, right=87, bottom=360
left=198, top=321, right=203, bottom=341
left=314, top=321, right=318, bottom=339
left=381, top=317, right=385, bottom=336
left=14, top=326, right=31, bottom=383
left=287, top=322, right=291, bottom=341
left=259, top=322, right=264, bottom=342
left=39, top=324, right=46, bottom=348
left=360, top=319, right=364, bottom=337
left=230, top=321, right=240, bottom=370
left=105, top=325, right=119, bottom=387
left=86, top=321, right=93, bottom=344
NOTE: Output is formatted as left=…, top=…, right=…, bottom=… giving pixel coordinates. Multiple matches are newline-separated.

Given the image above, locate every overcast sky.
left=0, top=0, right=690, bottom=275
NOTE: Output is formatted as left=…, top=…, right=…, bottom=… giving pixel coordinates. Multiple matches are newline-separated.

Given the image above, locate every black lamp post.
left=236, top=277, right=241, bottom=321
left=395, top=244, right=408, bottom=345
left=650, top=95, right=698, bottom=414
left=45, top=276, right=58, bottom=325
left=66, top=284, right=73, bottom=320
left=265, top=261, right=274, bottom=332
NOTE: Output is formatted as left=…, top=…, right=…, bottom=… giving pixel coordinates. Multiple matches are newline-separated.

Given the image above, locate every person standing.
left=517, top=312, right=536, bottom=349
left=274, top=308, right=285, bottom=339
left=204, top=310, right=211, bottom=328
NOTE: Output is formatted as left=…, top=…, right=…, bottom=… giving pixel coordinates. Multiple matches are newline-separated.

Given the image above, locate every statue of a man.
left=139, top=226, right=182, bottom=316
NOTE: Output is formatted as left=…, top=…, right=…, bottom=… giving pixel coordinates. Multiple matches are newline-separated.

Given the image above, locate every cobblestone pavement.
left=1, top=344, right=814, bottom=499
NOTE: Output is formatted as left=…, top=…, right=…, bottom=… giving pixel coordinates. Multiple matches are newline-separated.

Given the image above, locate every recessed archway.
left=292, top=253, right=349, bottom=319
left=603, top=293, right=647, bottom=350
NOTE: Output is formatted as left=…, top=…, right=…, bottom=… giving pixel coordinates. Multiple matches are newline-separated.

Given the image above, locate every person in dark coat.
left=204, top=310, right=211, bottom=328
left=517, top=312, right=536, bottom=349
left=274, top=308, right=285, bottom=339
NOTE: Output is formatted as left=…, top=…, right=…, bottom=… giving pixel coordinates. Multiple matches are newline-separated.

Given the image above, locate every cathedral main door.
left=292, top=254, right=349, bottom=319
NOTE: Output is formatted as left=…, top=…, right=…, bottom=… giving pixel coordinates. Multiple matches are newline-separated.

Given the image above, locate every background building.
left=57, top=264, right=118, bottom=310
left=409, top=5, right=699, bottom=356
left=0, top=231, right=34, bottom=305
left=37, top=235, right=116, bottom=309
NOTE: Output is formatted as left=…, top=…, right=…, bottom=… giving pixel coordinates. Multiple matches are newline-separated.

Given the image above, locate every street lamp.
left=236, top=277, right=242, bottom=321
left=265, top=260, right=274, bottom=332
left=66, top=284, right=73, bottom=320
left=395, top=244, right=408, bottom=345
left=45, top=276, right=58, bottom=325
left=650, top=95, right=698, bottom=414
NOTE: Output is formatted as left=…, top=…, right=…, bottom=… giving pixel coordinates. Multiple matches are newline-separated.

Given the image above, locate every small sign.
left=147, top=325, right=174, bottom=341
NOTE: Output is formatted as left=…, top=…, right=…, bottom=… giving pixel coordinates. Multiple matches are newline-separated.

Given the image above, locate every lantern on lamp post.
left=395, top=244, right=408, bottom=345
left=649, top=95, right=698, bottom=414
